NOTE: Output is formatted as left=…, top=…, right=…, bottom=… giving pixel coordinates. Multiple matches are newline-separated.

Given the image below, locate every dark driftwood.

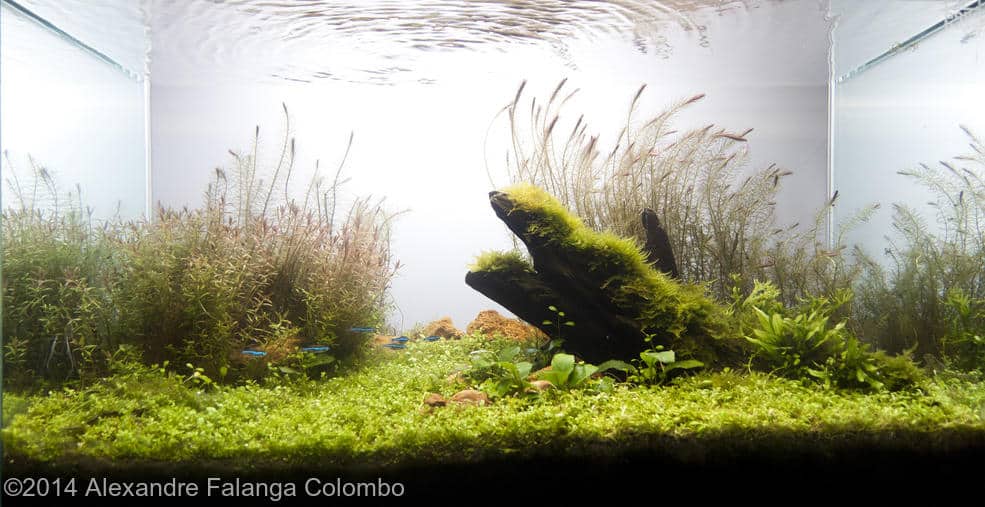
left=465, top=191, right=673, bottom=363
left=642, top=208, right=679, bottom=278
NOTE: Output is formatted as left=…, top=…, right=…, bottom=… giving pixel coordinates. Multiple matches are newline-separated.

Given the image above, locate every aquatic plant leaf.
left=653, top=351, right=675, bottom=364
left=596, top=360, right=633, bottom=373
left=568, top=363, right=599, bottom=386
left=551, top=353, right=575, bottom=377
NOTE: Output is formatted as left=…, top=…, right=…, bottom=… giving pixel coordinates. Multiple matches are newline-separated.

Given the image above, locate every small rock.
left=423, top=317, right=463, bottom=340
left=372, top=334, right=396, bottom=346
left=450, top=389, right=490, bottom=406
left=424, top=393, right=447, bottom=407
left=466, top=310, right=549, bottom=342
left=529, top=380, right=554, bottom=392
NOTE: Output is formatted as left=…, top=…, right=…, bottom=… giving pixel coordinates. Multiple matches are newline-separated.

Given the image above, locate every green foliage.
left=2, top=110, right=399, bottom=387
left=1, top=336, right=980, bottom=468
left=182, top=363, right=216, bottom=389
left=525, top=334, right=566, bottom=374
left=497, top=83, right=983, bottom=374
left=3, top=337, right=33, bottom=390
left=500, top=183, right=741, bottom=365
left=534, top=353, right=622, bottom=390
left=941, top=289, right=985, bottom=371
left=746, top=299, right=848, bottom=380
left=852, top=128, right=985, bottom=361
left=805, top=335, right=883, bottom=391
left=466, top=342, right=620, bottom=396
left=497, top=80, right=861, bottom=306
left=466, top=346, right=534, bottom=398
left=469, top=250, right=533, bottom=273
left=1, top=157, right=125, bottom=387
left=295, top=351, right=338, bottom=379
left=727, top=277, right=784, bottom=337
left=869, top=350, right=928, bottom=392
left=746, top=291, right=923, bottom=391
left=623, top=344, right=703, bottom=386
left=539, top=305, right=575, bottom=346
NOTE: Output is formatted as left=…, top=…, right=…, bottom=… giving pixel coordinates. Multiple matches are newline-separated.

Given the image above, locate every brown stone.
left=466, top=309, right=549, bottom=343
left=230, top=332, right=300, bottom=366
left=372, top=334, right=396, bottom=347
left=424, top=393, right=447, bottom=407
left=529, top=380, right=554, bottom=392
left=450, top=389, right=490, bottom=406
left=423, top=317, right=463, bottom=340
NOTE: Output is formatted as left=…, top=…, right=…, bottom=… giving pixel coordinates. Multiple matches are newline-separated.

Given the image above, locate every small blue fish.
left=424, top=335, right=440, bottom=342
left=383, top=343, right=406, bottom=350
left=302, top=346, right=331, bottom=353
left=349, top=327, right=376, bottom=333
left=391, top=336, right=410, bottom=343
left=242, top=350, right=267, bottom=357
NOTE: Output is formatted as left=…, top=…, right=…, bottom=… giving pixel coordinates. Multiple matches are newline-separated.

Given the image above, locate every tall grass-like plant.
left=494, top=79, right=862, bottom=304
left=2, top=107, right=401, bottom=385
left=853, top=127, right=985, bottom=360
left=1, top=155, right=129, bottom=387
left=116, top=107, right=400, bottom=376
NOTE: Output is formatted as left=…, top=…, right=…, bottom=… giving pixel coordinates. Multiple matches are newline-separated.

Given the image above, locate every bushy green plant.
left=852, top=128, right=985, bottom=361
left=114, top=117, right=397, bottom=378
left=1, top=156, right=124, bottom=387
left=466, top=346, right=533, bottom=397
left=941, top=289, right=985, bottom=371
left=746, top=291, right=922, bottom=391
left=869, top=350, right=927, bottom=391
left=533, top=352, right=623, bottom=391
left=623, top=345, right=703, bottom=386
left=2, top=108, right=400, bottom=387
left=746, top=292, right=851, bottom=380
left=466, top=344, right=620, bottom=396
left=727, top=277, right=784, bottom=337
left=3, top=337, right=33, bottom=389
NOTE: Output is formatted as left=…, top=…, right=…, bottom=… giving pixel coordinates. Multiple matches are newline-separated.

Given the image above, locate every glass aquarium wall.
left=1, top=0, right=149, bottom=220
left=832, top=0, right=985, bottom=256
left=4, top=2, right=985, bottom=502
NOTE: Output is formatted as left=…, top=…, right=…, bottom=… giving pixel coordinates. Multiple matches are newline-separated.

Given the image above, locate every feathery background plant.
left=496, top=79, right=862, bottom=305
left=2, top=106, right=400, bottom=387
left=494, top=80, right=983, bottom=371
left=852, top=127, right=985, bottom=361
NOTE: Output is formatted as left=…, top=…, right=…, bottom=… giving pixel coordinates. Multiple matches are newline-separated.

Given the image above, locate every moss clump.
left=469, top=250, right=533, bottom=273
left=497, top=183, right=742, bottom=365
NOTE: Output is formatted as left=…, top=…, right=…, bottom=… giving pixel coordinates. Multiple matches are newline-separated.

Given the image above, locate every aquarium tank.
left=1, top=0, right=983, bottom=504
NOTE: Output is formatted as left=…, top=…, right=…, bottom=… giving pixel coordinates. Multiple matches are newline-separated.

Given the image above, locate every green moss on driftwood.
left=469, top=250, right=533, bottom=273
left=466, top=183, right=745, bottom=364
